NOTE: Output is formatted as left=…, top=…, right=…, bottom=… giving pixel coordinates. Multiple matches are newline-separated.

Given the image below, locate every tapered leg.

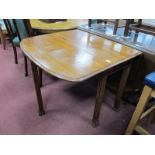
left=24, top=55, right=28, bottom=77
left=38, top=67, right=42, bottom=87
left=31, top=61, right=45, bottom=116
left=92, top=75, right=107, bottom=127
left=114, top=66, right=131, bottom=110
left=125, top=86, right=152, bottom=134
left=12, top=44, right=18, bottom=64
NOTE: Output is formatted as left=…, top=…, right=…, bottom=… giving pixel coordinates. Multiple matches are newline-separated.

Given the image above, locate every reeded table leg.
left=31, top=61, right=45, bottom=116
left=114, top=66, right=131, bottom=110
left=92, top=75, right=107, bottom=127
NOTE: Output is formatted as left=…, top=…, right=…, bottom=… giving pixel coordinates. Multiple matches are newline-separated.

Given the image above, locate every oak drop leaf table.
left=20, top=29, right=142, bottom=126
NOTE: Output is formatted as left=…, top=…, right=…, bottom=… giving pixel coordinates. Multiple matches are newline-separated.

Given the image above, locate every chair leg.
left=124, top=19, right=134, bottom=36
left=125, top=86, right=152, bottom=135
left=88, top=19, right=92, bottom=27
left=113, top=19, right=119, bottom=35
left=12, top=44, right=18, bottom=64
left=0, top=32, right=6, bottom=50
left=133, top=32, right=139, bottom=42
left=24, top=55, right=28, bottom=76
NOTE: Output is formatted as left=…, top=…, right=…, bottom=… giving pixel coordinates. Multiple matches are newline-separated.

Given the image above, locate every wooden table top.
left=20, top=29, right=142, bottom=82
left=30, top=19, right=87, bottom=33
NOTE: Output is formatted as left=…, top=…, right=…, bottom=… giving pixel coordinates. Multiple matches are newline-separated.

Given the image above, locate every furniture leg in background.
left=113, top=19, right=119, bottom=35
left=114, top=65, right=131, bottom=110
left=0, top=26, right=6, bottom=50
left=124, top=19, right=134, bottom=36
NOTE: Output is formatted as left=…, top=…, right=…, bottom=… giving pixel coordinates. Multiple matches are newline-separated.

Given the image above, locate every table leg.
left=24, top=55, right=28, bottom=77
left=114, top=66, right=131, bottom=110
left=31, top=61, right=45, bottom=116
left=38, top=67, right=42, bottom=87
left=92, top=75, right=107, bottom=127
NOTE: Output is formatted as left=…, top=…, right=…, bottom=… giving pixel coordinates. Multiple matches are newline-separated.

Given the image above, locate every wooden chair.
left=13, top=19, right=42, bottom=85
left=3, top=19, right=20, bottom=64
left=125, top=72, right=155, bottom=135
left=3, top=19, right=33, bottom=76
left=129, top=19, right=155, bottom=36
left=13, top=19, right=34, bottom=76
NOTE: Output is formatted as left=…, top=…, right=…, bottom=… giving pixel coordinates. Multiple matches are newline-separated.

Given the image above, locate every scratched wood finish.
left=20, top=30, right=142, bottom=82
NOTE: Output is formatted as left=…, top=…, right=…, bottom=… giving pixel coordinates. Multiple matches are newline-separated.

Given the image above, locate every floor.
left=0, top=24, right=155, bottom=134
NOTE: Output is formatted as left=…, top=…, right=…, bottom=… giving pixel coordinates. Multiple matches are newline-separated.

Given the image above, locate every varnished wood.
left=151, top=90, right=155, bottom=98
left=30, top=19, right=87, bottom=34
left=38, top=67, right=42, bottom=87
left=92, top=75, right=107, bottom=127
left=125, top=86, right=152, bottom=134
left=20, top=29, right=142, bottom=120
left=140, top=105, right=155, bottom=120
left=135, top=125, right=150, bottom=135
left=20, top=30, right=142, bottom=82
left=114, top=65, right=131, bottom=109
left=31, top=61, right=45, bottom=116
left=40, top=19, right=67, bottom=23
left=125, top=87, right=155, bottom=135
left=24, top=55, right=28, bottom=76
